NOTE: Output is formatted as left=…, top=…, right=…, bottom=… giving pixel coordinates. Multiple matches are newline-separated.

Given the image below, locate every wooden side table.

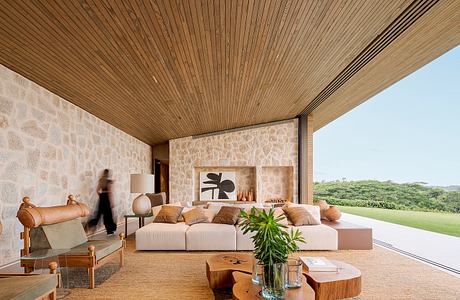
left=303, top=260, right=361, bottom=300
left=124, top=213, right=153, bottom=237
left=232, top=271, right=315, bottom=300
left=206, top=253, right=252, bottom=289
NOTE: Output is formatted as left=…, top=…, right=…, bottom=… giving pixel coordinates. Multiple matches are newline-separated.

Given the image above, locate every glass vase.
left=285, top=258, right=302, bottom=288
left=252, top=258, right=263, bottom=285
left=261, top=263, right=286, bottom=299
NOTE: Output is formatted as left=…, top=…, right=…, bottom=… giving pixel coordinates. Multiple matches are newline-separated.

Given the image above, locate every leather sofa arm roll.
left=17, top=195, right=90, bottom=228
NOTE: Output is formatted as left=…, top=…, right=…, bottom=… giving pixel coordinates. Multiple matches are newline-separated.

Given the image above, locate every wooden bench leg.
left=119, top=233, right=125, bottom=268
left=49, top=289, right=57, bottom=300
left=88, top=266, right=95, bottom=289
left=88, top=245, right=96, bottom=289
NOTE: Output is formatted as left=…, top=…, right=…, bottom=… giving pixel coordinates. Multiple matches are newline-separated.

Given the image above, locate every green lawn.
left=339, top=206, right=460, bottom=237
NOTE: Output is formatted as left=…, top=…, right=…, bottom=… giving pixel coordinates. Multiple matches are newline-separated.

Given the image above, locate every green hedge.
left=315, top=197, right=406, bottom=210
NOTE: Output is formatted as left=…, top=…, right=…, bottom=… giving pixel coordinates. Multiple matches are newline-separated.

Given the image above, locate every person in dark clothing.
left=88, top=169, right=117, bottom=235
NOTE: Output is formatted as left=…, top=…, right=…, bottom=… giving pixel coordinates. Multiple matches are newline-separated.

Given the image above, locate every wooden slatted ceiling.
left=0, top=0, right=441, bottom=145
left=312, top=0, right=460, bottom=131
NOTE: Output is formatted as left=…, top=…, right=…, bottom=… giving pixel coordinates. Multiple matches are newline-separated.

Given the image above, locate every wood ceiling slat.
left=1, top=0, right=454, bottom=144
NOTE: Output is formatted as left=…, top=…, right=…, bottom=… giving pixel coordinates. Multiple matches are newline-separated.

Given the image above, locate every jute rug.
left=64, top=236, right=460, bottom=300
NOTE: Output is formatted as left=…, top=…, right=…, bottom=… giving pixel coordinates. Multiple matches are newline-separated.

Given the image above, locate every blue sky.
left=314, top=46, right=460, bottom=186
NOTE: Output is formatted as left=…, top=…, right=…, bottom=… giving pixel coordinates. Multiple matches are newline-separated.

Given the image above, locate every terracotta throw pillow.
left=283, top=206, right=321, bottom=226
left=212, top=206, right=242, bottom=225
left=182, top=208, right=208, bottom=225
left=153, top=206, right=184, bottom=224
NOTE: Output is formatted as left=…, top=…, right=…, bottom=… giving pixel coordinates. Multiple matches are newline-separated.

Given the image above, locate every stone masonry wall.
left=0, top=65, right=152, bottom=266
left=170, top=120, right=298, bottom=203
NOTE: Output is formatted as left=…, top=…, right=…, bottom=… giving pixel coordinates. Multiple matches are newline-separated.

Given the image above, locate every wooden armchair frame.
left=19, top=196, right=126, bottom=289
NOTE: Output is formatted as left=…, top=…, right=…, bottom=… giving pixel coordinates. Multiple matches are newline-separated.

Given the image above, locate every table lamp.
left=130, top=173, right=154, bottom=215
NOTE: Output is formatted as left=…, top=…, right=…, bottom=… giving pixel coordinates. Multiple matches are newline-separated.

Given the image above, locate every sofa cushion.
left=186, top=223, right=236, bottom=250
left=146, top=192, right=166, bottom=207
left=182, top=208, right=208, bottom=225
left=212, top=206, right=241, bottom=225
left=154, top=206, right=184, bottom=224
left=236, top=225, right=255, bottom=251
left=283, top=203, right=321, bottom=224
left=291, top=224, right=338, bottom=250
left=283, top=206, right=321, bottom=226
left=66, top=239, right=122, bottom=260
left=136, top=222, right=189, bottom=250
left=30, top=218, right=87, bottom=251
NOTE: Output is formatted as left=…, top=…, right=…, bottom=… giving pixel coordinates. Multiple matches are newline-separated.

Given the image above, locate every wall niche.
left=261, top=166, right=294, bottom=202
left=194, top=166, right=256, bottom=201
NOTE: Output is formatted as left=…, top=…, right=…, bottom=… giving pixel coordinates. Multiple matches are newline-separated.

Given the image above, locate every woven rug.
left=64, top=235, right=460, bottom=299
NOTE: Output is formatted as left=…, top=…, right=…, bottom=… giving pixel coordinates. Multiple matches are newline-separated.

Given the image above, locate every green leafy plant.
left=239, top=208, right=305, bottom=298
left=239, top=208, right=305, bottom=265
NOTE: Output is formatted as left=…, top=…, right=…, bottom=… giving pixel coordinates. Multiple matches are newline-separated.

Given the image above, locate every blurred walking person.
left=88, top=169, right=117, bottom=235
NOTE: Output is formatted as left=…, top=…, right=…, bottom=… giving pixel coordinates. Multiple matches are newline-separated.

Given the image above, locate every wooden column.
left=306, top=114, right=314, bottom=204
left=298, top=114, right=314, bottom=204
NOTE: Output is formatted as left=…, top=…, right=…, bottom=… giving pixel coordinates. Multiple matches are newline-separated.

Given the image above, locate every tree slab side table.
left=206, top=253, right=252, bottom=289
left=303, top=260, right=361, bottom=300
left=232, top=271, right=315, bottom=300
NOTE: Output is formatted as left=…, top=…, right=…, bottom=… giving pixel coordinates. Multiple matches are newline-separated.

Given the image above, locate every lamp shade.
left=130, top=174, right=154, bottom=193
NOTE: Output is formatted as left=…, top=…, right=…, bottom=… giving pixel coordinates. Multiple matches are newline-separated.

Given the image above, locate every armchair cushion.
left=30, top=218, right=87, bottom=251
left=0, top=274, right=57, bottom=300
left=66, top=240, right=123, bottom=261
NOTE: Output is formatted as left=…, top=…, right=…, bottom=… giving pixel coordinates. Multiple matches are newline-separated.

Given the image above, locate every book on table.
left=300, top=256, right=338, bottom=272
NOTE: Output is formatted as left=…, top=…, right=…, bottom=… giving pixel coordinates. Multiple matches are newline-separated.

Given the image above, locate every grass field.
left=339, top=206, right=460, bottom=237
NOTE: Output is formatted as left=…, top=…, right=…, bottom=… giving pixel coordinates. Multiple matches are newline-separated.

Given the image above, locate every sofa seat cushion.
left=136, top=222, right=189, bottom=250
left=0, top=274, right=56, bottom=300
left=291, top=224, right=338, bottom=250
left=236, top=225, right=255, bottom=251
left=65, top=240, right=122, bottom=261
left=186, top=223, right=236, bottom=250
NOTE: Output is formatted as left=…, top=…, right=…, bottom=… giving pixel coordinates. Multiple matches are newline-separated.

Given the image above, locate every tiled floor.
left=342, top=212, right=460, bottom=277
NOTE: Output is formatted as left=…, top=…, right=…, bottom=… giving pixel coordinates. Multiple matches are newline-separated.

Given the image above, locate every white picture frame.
left=200, top=172, right=237, bottom=201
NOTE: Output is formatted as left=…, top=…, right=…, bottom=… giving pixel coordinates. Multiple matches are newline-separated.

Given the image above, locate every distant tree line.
left=314, top=180, right=460, bottom=213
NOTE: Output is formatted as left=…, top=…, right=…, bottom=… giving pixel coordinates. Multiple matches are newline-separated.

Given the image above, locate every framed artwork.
left=200, top=172, right=237, bottom=201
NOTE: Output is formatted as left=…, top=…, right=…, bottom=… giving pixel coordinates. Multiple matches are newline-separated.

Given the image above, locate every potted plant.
left=239, top=208, right=305, bottom=299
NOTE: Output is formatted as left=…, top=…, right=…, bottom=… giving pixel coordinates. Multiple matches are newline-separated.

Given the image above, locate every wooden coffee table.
left=303, top=260, right=361, bottom=300
left=207, top=254, right=361, bottom=300
left=232, top=271, right=315, bottom=300
left=206, top=252, right=252, bottom=289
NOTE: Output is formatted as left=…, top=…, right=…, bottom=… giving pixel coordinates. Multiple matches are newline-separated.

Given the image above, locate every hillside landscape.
left=314, top=180, right=460, bottom=213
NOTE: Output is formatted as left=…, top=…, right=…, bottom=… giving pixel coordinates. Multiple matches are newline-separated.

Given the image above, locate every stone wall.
left=0, top=65, right=152, bottom=266
left=169, top=120, right=298, bottom=203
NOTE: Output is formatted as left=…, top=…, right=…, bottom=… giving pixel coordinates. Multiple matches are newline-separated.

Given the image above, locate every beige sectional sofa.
left=135, top=203, right=338, bottom=251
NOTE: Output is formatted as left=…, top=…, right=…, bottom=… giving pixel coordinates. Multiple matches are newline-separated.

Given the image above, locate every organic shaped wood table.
left=232, top=271, right=315, bottom=300
left=303, top=260, right=361, bottom=300
left=206, top=253, right=252, bottom=289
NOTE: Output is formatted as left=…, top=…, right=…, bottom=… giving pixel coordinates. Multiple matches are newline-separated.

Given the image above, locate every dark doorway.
left=154, top=159, right=170, bottom=203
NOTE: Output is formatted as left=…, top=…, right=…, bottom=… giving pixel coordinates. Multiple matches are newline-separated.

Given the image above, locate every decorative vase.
left=324, top=205, right=342, bottom=221
left=252, top=258, right=263, bottom=285
left=248, top=190, right=254, bottom=202
left=132, top=194, right=151, bottom=215
left=285, top=258, right=302, bottom=288
left=261, top=263, right=286, bottom=299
